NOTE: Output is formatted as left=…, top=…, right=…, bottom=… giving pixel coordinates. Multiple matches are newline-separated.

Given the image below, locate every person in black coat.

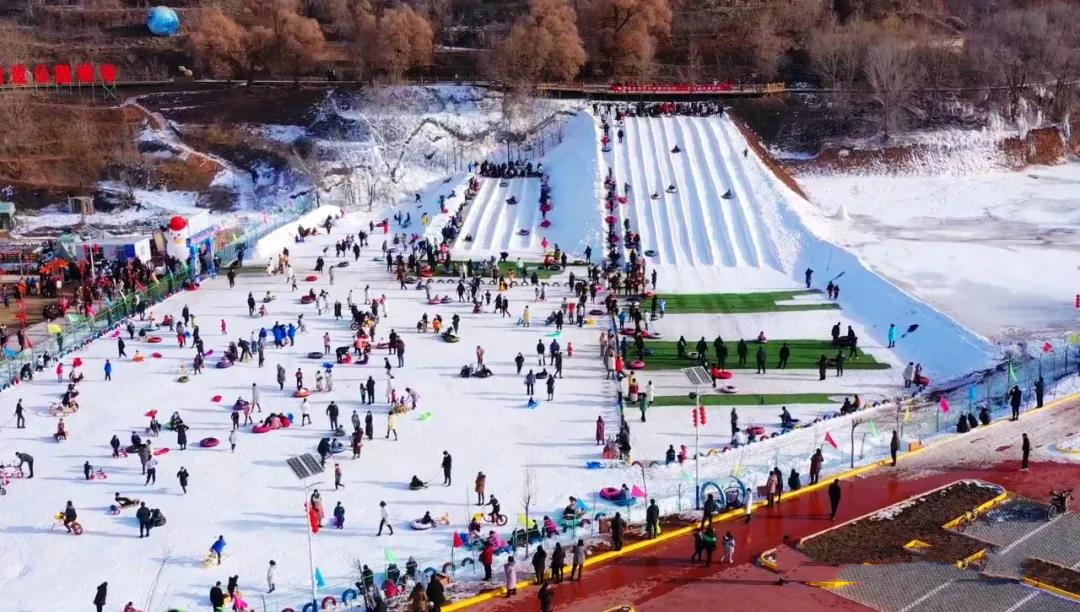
left=532, top=545, right=547, bottom=582
left=610, top=512, right=626, bottom=551
left=646, top=498, right=660, bottom=539
left=1009, top=385, right=1023, bottom=420
left=828, top=480, right=842, bottom=520
left=94, top=582, right=107, bottom=612
left=426, top=574, right=446, bottom=612
left=136, top=502, right=152, bottom=537
left=538, top=580, right=555, bottom=612
left=441, top=451, right=452, bottom=486
left=1021, top=433, right=1031, bottom=471
left=210, top=581, right=225, bottom=610
left=777, top=343, right=790, bottom=369
left=176, top=423, right=188, bottom=450
left=364, top=411, right=374, bottom=440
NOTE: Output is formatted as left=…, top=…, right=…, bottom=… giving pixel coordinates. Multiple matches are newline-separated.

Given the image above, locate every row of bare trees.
left=806, top=2, right=1080, bottom=139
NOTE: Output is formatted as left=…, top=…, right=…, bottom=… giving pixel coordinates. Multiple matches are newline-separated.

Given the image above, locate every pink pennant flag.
left=1043, top=342, right=1053, bottom=353
left=939, top=397, right=950, bottom=413
left=824, top=432, right=838, bottom=449
left=630, top=485, right=646, bottom=498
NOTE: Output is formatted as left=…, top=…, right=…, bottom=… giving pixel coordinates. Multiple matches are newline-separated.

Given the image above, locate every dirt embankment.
left=732, top=117, right=808, bottom=199
left=785, top=120, right=1078, bottom=175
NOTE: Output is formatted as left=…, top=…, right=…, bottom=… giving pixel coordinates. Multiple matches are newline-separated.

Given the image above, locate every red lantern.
left=698, top=406, right=707, bottom=425
left=692, top=409, right=698, bottom=428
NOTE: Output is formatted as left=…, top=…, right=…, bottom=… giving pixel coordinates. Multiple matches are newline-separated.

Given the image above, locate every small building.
left=0, top=202, right=15, bottom=230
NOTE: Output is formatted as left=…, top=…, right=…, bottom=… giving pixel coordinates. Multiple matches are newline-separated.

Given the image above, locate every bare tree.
left=807, top=19, right=872, bottom=115
left=968, top=7, right=1061, bottom=121
left=521, top=466, right=538, bottom=556
left=864, top=37, right=922, bottom=141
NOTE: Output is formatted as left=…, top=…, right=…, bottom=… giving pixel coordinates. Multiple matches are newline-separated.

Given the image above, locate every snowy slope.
left=452, top=112, right=602, bottom=258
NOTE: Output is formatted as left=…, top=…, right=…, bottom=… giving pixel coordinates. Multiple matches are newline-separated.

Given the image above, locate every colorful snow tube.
left=589, top=309, right=606, bottom=316
left=146, top=336, right=163, bottom=344
left=307, top=351, right=323, bottom=359
left=711, top=369, right=733, bottom=380
left=152, top=352, right=163, bottom=358
left=252, top=425, right=271, bottom=434
left=305, top=275, right=319, bottom=282
left=518, top=229, right=530, bottom=236
left=540, top=220, right=552, bottom=228
left=605, top=215, right=617, bottom=225
left=628, top=360, right=646, bottom=370
left=915, top=375, right=930, bottom=386
left=133, top=355, right=145, bottom=362
left=294, top=389, right=311, bottom=398
left=410, top=520, right=435, bottom=530
left=747, top=425, right=765, bottom=436
left=153, top=448, right=170, bottom=456
left=598, top=487, right=622, bottom=501
left=211, top=395, right=222, bottom=403
left=419, top=268, right=433, bottom=278
left=321, top=597, right=337, bottom=610
left=300, top=295, right=316, bottom=304
left=340, top=589, right=359, bottom=605
left=216, top=359, right=232, bottom=369
left=200, top=437, right=219, bottom=448
left=618, top=196, right=628, bottom=204
left=718, top=385, right=737, bottom=394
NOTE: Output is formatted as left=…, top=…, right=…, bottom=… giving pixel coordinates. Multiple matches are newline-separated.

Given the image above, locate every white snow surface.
left=800, top=163, right=1080, bottom=344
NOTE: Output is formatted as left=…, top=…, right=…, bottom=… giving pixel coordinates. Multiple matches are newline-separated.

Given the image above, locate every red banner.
left=610, top=83, right=736, bottom=94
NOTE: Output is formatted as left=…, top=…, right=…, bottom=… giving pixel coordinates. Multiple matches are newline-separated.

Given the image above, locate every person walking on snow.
left=378, top=501, right=394, bottom=535
left=267, top=560, right=276, bottom=593
left=334, top=463, right=344, bottom=489
left=1009, top=385, right=1023, bottom=420
left=104, top=359, right=112, bottom=381
left=386, top=410, right=398, bottom=440
left=828, top=479, right=842, bottom=520
left=595, top=416, right=605, bottom=445
left=228, top=429, right=238, bottom=452
left=441, top=451, right=452, bottom=486
left=887, top=323, right=897, bottom=348
left=1021, top=433, right=1031, bottom=471
left=546, top=375, right=556, bottom=401
left=176, top=467, right=189, bottom=494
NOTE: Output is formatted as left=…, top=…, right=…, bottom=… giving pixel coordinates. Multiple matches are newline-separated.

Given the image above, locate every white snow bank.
left=252, top=204, right=342, bottom=262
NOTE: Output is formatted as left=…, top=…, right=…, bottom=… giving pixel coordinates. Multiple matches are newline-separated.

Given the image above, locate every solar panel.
left=286, top=454, right=325, bottom=480
left=682, top=366, right=711, bottom=387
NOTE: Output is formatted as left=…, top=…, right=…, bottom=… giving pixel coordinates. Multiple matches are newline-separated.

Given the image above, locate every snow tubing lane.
left=200, top=437, right=219, bottom=448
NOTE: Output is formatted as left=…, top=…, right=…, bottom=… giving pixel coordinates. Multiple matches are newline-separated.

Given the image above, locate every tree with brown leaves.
left=492, top=0, right=587, bottom=85
left=580, top=0, right=672, bottom=77
left=187, top=7, right=251, bottom=81
left=374, top=6, right=434, bottom=82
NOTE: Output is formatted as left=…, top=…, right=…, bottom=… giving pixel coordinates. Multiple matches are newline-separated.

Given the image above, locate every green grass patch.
left=651, top=393, right=837, bottom=407
left=659, top=291, right=839, bottom=314
left=637, top=339, right=889, bottom=370
left=435, top=260, right=568, bottom=280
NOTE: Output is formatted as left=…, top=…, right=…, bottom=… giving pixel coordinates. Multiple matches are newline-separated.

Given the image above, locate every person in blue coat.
left=287, top=323, right=297, bottom=346
left=887, top=323, right=897, bottom=348
left=104, top=359, right=112, bottom=381
left=209, top=535, right=226, bottom=564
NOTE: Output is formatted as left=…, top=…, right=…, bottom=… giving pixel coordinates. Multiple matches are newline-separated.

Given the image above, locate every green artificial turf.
left=657, top=291, right=839, bottom=314
left=437, top=260, right=563, bottom=280
left=651, top=393, right=838, bottom=407
left=634, top=339, right=889, bottom=370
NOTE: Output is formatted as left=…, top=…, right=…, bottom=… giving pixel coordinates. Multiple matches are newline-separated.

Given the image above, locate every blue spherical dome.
left=147, top=6, right=180, bottom=37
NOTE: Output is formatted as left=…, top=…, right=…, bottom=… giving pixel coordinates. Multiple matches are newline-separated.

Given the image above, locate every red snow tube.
left=540, top=220, right=552, bottom=228
left=252, top=425, right=271, bottom=434
left=341, top=354, right=353, bottom=364
left=599, top=487, right=622, bottom=501
left=145, top=410, right=158, bottom=418
left=280, top=418, right=292, bottom=428
left=211, top=395, right=222, bottom=403
left=711, top=369, right=733, bottom=380
left=747, top=426, right=765, bottom=436
left=294, top=389, right=311, bottom=398
left=146, top=336, right=163, bottom=344
left=419, top=268, right=433, bottom=278
left=153, top=448, right=170, bottom=456
left=73, top=357, right=84, bottom=367
left=300, top=295, right=316, bottom=304
left=618, top=197, right=628, bottom=204
left=200, top=437, right=219, bottom=448
left=321, top=596, right=338, bottom=610
left=540, top=203, right=552, bottom=213
left=305, top=275, right=319, bottom=282
left=605, top=215, right=617, bottom=224
left=151, top=352, right=163, bottom=359
left=916, top=375, right=930, bottom=386
left=628, top=360, right=646, bottom=370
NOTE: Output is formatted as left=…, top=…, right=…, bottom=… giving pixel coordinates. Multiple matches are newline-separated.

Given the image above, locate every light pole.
left=682, top=366, right=711, bottom=509
left=286, top=453, right=326, bottom=609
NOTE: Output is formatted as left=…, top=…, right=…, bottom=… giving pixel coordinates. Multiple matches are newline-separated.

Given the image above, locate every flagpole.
left=302, top=479, right=319, bottom=608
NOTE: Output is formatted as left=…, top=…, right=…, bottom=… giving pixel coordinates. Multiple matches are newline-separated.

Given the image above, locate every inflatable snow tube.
left=589, top=309, right=606, bottom=316
left=305, top=275, right=319, bottom=282
left=200, top=437, right=219, bottom=448
left=442, top=334, right=460, bottom=344
left=125, top=444, right=144, bottom=454
left=176, top=375, right=190, bottom=384
left=711, top=369, right=733, bottom=380
left=628, top=360, right=646, bottom=370
left=440, top=297, right=452, bottom=304
left=133, top=355, right=145, bottom=362
left=336, top=261, right=349, bottom=268
left=375, top=342, right=390, bottom=350
left=216, top=360, right=232, bottom=369
left=300, top=295, right=316, bottom=304
left=419, top=269, right=433, bottom=278
left=211, top=395, right=222, bottom=402
left=605, top=215, right=617, bottom=225
left=915, top=375, right=930, bottom=386
left=294, top=389, right=311, bottom=398
left=146, top=336, right=163, bottom=344
left=151, top=352, right=163, bottom=359
left=320, top=596, right=337, bottom=610
left=747, top=425, right=765, bottom=436
left=644, top=249, right=657, bottom=257
left=718, top=385, right=737, bottom=394
left=252, top=425, right=271, bottom=434
left=410, top=520, right=434, bottom=530
left=153, top=448, right=170, bottom=456
left=540, top=220, right=552, bottom=228
left=307, top=351, right=323, bottom=359
left=518, top=229, right=530, bottom=236
left=598, top=487, right=622, bottom=501
left=340, top=589, right=359, bottom=605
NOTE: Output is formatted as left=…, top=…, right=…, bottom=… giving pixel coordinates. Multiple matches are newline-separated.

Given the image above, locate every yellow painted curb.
left=809, top=580, right=854, bottom=589
left=1022, top=577, right=1080, bottom=602
left=942, top=490, right=1008, bottom=530
left=904, top=539, right=932, bottom=550
left=1055, top=443, right=1080, bottom=455
left=955, top=548, right=987, bottom=570
left=444, top=393, right=1080, bottom=610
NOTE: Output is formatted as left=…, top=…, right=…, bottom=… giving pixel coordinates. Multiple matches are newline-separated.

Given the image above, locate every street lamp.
left=682, top=366, right=711, bottom=509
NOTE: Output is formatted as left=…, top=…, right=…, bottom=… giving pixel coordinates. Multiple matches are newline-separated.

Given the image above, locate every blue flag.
left=314, top=567, right=326, bottom=588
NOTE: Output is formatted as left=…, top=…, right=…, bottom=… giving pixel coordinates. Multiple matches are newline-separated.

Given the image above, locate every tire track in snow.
left=683, top=116, right=741, bottom=267
left=627, top=117, right=678, bottom=267
left=671, top=116, right=725, bottom=267
left=717, top=117, right=786, bottom=270
left=454, top=177, right=499, bottom=254
left=701, top=117, right=766, bottom=268
left=651, top=116, right=709, bottom=266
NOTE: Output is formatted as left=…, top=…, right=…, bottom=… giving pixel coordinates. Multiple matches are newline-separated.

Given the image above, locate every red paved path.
left=472, top=460, right=1080, bottom=611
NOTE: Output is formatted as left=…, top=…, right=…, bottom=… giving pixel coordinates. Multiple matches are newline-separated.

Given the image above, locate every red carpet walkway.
left=472, top=460, right=1080, bottom=611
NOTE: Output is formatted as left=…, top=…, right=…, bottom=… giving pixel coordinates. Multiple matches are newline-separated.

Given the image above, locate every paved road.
left=471, top=459, right=1080, bottom=611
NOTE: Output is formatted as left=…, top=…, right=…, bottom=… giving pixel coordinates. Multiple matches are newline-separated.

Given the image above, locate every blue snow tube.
left=340, top=589, right=359, bottom=605
left=300, top=600, right=318, bottom=612
left=147, top=6, right=180, bottom=36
